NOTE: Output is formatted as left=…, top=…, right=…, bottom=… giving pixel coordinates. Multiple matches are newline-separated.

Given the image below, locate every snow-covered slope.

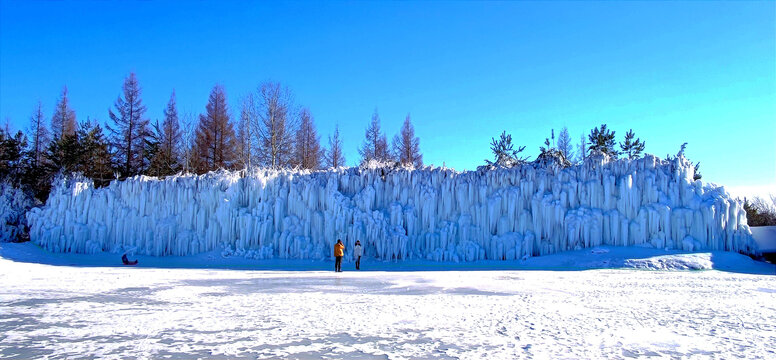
left=26, top=154, right=758, bottom=261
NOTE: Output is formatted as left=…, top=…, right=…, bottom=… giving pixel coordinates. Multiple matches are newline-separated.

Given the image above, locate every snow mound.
left=27, top=155, right=759, bottom=261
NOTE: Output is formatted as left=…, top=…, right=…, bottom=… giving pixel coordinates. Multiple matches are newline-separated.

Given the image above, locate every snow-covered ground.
left=1, top=242, right=774, bottom=359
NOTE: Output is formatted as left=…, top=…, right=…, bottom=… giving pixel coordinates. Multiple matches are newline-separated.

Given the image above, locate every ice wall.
left=0, top=182, right=33, bottom=242
left=27, top=155, right=759, bottom=261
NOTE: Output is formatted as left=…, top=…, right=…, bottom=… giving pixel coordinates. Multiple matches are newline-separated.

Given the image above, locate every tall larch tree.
left=576, top=133, right=587, bottom=163
left=253, top=81, right=296, bottom=169
left=235, top=96, right=253, bottom=170
left=556, top=127, right=574, bottom=162
left=107, top=72, right=149, bottom=177
left=51, top=86, right=77, bottom=140
left=392, top=114, right=422, bottom=167
left=27, top=101, right=50, bottom=168
left=359, top=109, right=391, bottom=164
left=194, top=85, right=236, bottom=173
left=293, top=108, right=322, bottom=170
left=324, top=124, right=345, bottom=168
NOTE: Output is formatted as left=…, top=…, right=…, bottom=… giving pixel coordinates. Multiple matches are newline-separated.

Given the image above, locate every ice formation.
left=27, top=154, right=759, bottom=261
left=0, top=182, right=33, bottom=242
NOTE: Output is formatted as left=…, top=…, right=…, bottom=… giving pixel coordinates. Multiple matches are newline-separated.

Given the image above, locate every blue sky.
left=1, top=1, right=774, bottom=192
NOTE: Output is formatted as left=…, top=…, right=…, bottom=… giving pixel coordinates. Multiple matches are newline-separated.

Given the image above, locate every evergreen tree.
left=619, top=129, right=645, bottom=159
left=587, top=124, right=619, bottom=158
left=45, top=132, right=81, bottom=175
left=0, top=129, right=28, bottom=184
left=324, top=124, right=346, bottom=168
left=484, top=131, right=527, bottom=168
left=78, top=120, right=113, bottom=186
left=51, top=86, right=77, bottom=140
left=193, top=85, right=236, bottom=173
left=293, top=108, right=322, bottom=170
left=556, top=127, right=574, bottom=162
left=536, top=135, right=571, bottom=168
left=147, top=91, right=183, bottom=176
left=254, top=81, right=296, bottom=169
left=392, top=114, right=422, bottom=168
left=107, top=72, right=149, bottom=177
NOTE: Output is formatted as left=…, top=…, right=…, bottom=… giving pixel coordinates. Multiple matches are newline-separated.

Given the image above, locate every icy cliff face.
left=27, top=154, right=758, bottom=261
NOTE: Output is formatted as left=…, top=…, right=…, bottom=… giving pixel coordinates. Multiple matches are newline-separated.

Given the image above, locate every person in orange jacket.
left=334, top=239, right=345, bottom=272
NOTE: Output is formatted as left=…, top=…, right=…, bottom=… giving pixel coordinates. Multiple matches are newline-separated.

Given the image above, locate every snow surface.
left=1, top=242, right=774, bottom=359
left=27, top=155, right=758, bottom=261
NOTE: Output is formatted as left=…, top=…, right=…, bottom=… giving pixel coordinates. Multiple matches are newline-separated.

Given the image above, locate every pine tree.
left=148, top=91, right=183, bottom=176
left=359, top=109, right=392, bottom=164
left=293, top=108, right=321, bottom=170
left=194, top=85, right=236, bottom=173
left=0, top=129, right=28, bottom=184
left=27, top=101, right=50, bottom=169
left=484, top=131, right=527, bottom=168
left=78, top=120, right=113, bottom=186
left=556, top=127, right=574, bottom=161
left=324, top=124, right=346, bottom=168
left=51, top=86, right=77, bottom=140
left=254, top=81, right=296, bottom=169
left=587, top=124, right=619, bottom=158
left=392, top=114, right=422, bottom=168
left=107, top=72, right=149, bottom=177
left=619, top=129, right=645, bottom=159
left=45, top=132, right=81, bottom=175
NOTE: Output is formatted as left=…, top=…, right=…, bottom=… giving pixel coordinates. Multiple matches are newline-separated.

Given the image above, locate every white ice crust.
left=27, top=154, right=758, bottom=260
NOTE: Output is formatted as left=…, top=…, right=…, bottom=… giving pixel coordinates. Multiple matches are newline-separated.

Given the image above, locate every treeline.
left=484, top=124, right=704, bottom=183
left=0, top=73, right=424, bottom=201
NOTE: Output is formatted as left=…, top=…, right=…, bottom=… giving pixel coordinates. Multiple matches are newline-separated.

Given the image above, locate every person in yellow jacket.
left=334, top=239, right=345, bottom=272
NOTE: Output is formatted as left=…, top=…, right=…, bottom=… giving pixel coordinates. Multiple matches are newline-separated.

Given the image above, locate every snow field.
left=27, top=154, right=758, bottom=261
left=1, top=255, right=774, bottom=359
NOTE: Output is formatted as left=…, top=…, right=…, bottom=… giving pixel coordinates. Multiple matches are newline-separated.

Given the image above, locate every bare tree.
left=556, top=126, right=574, bottom=161
left=253, top=81, right=296, bottom=169
left=235, top=95, right=253, bottom=170
left=359, top=109, right=392, bottom=164
left=293, top=108, right=322, bottom=170
left=180, top=111, right=196, bottom=173
left=51, top=86, right=76, bottom=140
left=324, top=124, right=346, bottom=168
left=392, top=113, right=422, bottom=167
left=193, top=85, right=236, bottom=173
left=107, top=72, right=149, bottom=177
left=576, top=133, right=587, bottom=163
left=27, top=101, right=50, bottom=168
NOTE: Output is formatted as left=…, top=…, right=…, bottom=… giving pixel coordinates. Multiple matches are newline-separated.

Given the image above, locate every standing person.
left=354, top=240, right=363, bottom=270
left=334, top=239, right=345, bottom=272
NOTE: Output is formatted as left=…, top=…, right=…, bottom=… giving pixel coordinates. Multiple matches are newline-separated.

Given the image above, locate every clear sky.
left=1, top=1, right=774, bottom=194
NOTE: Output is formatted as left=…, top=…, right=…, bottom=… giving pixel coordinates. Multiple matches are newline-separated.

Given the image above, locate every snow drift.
left=26, top=154, right=758, bottom=261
